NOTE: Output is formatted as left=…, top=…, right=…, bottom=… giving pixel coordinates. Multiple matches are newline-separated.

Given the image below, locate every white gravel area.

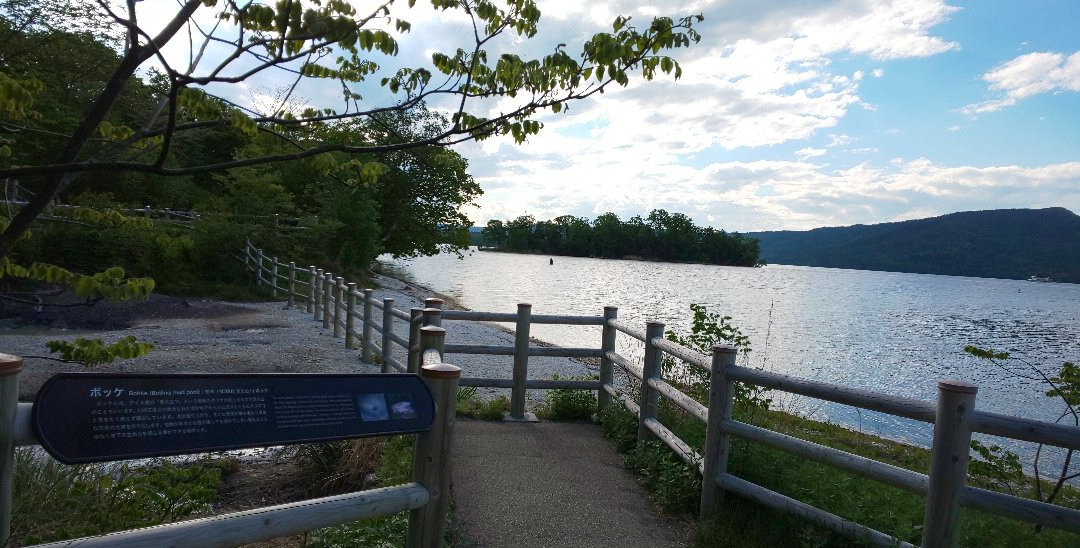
left=5, top=273, right=594, bottom=407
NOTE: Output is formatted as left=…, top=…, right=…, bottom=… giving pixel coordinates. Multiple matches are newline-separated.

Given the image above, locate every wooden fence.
left=246, top=242, right=1080, bottom=547
left=0, top=333, right=461, bottom=547
left=0, top=200, right=322, bottom=231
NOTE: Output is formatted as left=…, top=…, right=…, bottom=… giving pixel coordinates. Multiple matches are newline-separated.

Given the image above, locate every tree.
left=552, top=214, right=590, bottom=256
left=482, top=219, right=507, bottom=248
left=965, top=346, right=1080, bottom=519
left=354, top=106, right=483, bottom=258
left=0, top=0, right=703, bottom=259
left=592, top=211, right=624, bottom=258
left=482, top=209, right=761, bottom=265
left=506, top=214, right=534, bottom=251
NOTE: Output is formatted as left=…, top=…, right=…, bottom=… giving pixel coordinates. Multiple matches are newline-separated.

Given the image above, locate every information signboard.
left=33, top=373, right=435, bottom=464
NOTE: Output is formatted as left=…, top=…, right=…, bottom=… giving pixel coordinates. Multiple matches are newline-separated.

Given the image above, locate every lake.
left=380, top=249, right=1080, bottom=461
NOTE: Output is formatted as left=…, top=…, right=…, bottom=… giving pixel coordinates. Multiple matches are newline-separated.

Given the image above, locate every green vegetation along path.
left=451, top=418, right=687, bottom=547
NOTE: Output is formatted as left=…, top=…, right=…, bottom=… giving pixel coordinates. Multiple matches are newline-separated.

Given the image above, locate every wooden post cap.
left=517, top=303, right=532, bottom=308
left=424, top=298, right=444, bottom=305
left=0, top=353, right=24, bottom=374
left=938, top=380, right=978, bottom=394
left=421, top=363, right=461, bottom=379
left=422, top=308, right=442, bottom=316
left=604, top=306, right=618, bottom=313
left=420, top=326, right=446, bottom=336
left=364, top=288, right=375, bottom=294
left=646, top=320, right=665, bottom=328
left=712, top=344, right=738, bottom=354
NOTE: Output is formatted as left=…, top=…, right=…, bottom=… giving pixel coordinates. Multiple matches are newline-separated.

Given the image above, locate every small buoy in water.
left=549, top=258, right=553, bottom=265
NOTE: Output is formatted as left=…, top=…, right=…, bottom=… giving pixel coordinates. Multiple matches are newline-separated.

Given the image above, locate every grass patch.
left=457, top=395, right=509, bottom=420
left=304, top=436, right=417, bottom=547
left=12, top=450, right=229, bottom=545
left=283, top=438, right=388, bottom=496
left=536, top=377, right=597, bottom=421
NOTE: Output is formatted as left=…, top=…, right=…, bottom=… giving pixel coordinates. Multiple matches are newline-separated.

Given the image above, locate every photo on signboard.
left=356, top=393, right=389, bottom=421
left=386, top=393, right=418, bottom=419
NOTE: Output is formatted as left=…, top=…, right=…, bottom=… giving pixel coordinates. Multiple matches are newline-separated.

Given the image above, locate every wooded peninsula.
left=479, top=210, right=762, bottom=266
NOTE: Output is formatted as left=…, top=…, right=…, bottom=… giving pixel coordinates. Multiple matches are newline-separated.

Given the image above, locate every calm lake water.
left=381, top=249, right=1080, bottom=460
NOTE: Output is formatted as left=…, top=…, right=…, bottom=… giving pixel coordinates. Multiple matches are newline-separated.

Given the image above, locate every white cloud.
left=796, top=147, right=827, bottom=160
left=962, top=50, right=1080, bottom=114
left=466, top=120, right=1080, bottom=231
left=464, top=0, right=961, bottom=153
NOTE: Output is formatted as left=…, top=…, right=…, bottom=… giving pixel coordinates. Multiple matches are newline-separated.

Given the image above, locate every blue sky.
left=142, top=0, right=1080, bottom=232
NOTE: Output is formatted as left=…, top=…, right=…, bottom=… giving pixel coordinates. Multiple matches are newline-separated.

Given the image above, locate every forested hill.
left=747, top=208, right=1080, bottom=283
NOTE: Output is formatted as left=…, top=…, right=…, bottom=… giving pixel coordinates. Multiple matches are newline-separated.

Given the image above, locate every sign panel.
left=33, top=373, right=434, bottom=464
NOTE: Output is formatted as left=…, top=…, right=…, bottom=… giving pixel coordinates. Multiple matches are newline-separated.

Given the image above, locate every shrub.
left=536, top=376, right=597, bottom=421
left=12, top=450, right=224, bottom=545
left=306, top=435, right=416, bottom=547
left=624, top=441, right=701, bottom=514
left=597, top=402, right=638, bottom=453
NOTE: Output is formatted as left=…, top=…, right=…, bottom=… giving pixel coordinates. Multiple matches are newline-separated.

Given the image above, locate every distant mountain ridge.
left=746, top=207, right=1080, bottom=283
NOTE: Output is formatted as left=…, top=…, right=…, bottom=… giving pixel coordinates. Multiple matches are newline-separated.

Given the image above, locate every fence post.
left=333, top=277, right=345, bottom=338
left=362, top=289, right=375, bottom=363
left=322, top=273, right=333, bottom=330
left=244, top=240, right=251, bottom=275
left=307, top=267, right=317, bottom=315
left=419, top=325, right=446, bottom=361
left=598, top=306, right=618, bottom=412
left=256, top=248, right=264, bottom=287
left=313, top=268, right=323, bottom=320
left=345, top=283, right=357, bottom=349
left=637, top=321, right=665, bottom=442
left=0, top=354, right=22, bottom=546
left=270, top=257, right=279, bottom=298
left=506, top=303, right=536, bottom=422
left=421, top=307, right=442, bottom=328
left=700, top=344, right=738, bottom=517
left=381, top=298, right=395, bottom=373
left=922, top=380, right=978, bottom=548
left=286, top=262, right=296, bottom=309
left=406, top=343, right=459, bottom=548
left=407, top=308, right=423, bottom=373
left=424, top=298, right=443, bottom=327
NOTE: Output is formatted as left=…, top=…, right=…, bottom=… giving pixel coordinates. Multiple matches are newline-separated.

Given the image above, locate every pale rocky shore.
left=2, top=273, right=593, bottom=406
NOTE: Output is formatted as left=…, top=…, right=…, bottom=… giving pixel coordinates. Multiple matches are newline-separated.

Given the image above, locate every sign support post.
left=0, top=354, right=22, bottom=547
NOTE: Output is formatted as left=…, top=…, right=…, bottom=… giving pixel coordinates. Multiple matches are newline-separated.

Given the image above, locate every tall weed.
left=12, top=450, right=224, bottom=545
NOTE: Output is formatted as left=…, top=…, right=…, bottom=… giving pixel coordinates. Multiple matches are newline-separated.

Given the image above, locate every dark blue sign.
left=33, top=373, right=434, bottom=464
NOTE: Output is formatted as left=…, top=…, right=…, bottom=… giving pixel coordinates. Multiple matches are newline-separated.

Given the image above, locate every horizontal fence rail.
left=240, top=242, right=1080, bottom=547
left=33, top=484, right=430, bottom=548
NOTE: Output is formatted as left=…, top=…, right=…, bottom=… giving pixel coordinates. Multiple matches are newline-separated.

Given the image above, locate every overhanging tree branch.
left=0, top=0, right=702, bottom=261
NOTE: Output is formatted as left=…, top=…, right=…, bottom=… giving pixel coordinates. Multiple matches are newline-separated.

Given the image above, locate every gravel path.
left=3, top=274, right=593, bottom=405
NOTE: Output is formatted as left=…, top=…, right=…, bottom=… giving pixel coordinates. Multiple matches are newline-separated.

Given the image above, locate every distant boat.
left=1027, top=275, right=1054, bottom=282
